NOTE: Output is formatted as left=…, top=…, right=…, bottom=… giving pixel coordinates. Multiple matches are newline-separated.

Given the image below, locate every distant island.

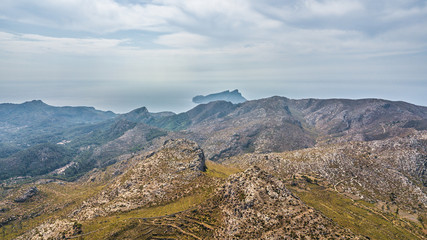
left=192, top=89, right=247, bottom=104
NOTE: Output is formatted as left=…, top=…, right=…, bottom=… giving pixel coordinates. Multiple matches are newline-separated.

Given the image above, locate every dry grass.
left=205, top=160, right=241, bottom=178
left=1, top=181, right=106, bottom=239
left=288, top=180, right=425, bottom=240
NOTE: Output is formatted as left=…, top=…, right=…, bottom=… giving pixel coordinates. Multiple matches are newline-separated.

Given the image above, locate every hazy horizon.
left=3, top=89, right=427, bottom=115
left=1, top=0, right=426, bottom=113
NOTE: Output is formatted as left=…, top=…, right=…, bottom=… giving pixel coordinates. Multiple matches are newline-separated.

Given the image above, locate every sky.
left=0, top=0, right=426, bottom=113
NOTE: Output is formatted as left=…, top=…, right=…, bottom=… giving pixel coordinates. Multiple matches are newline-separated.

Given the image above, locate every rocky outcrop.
left=15, top=219, right=77, bottom=240
left=70, top=139, right=206, bottom=220
left=14, top=187, right=39, bottom=203
left=213, top=166, right=365, bottom=239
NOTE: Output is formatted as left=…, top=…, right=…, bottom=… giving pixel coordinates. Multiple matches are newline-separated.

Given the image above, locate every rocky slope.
left=49, top=166, right=367, bottom=239
left=294, top=98, right=427, bottom=143
left=3, top=137, right=425, bottom=239
left=76, top=121, right=168, bottom=169
left=212, top=166, right=365, bottom=239
left=70, top=139, right=206, bottom=220
left=167, top=98, right=316, bottom=160
left=223, top=132, right=427, bottom=213
left=83, top=166, right=368, bottom=239
left=90, top=164, right=423, bottom=239
left=158, top=96, right=426, bottom=160
left=1, top=95, right=427, bottom=239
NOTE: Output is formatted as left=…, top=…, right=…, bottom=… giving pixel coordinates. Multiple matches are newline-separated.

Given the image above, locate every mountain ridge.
left=1, top=95, right=426, bottom=180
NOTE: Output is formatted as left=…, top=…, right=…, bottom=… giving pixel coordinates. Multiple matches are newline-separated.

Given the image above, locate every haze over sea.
left=1, top=0, right=426, bottom=113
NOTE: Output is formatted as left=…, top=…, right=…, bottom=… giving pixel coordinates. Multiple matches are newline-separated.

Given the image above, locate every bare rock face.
left=161, top=138, right=206, bottom=172
left=15, top=219, right=77, bottom=240
left=214, top=166, right=365, bottom=239
left=14, top=187, right=39, bottom=203
left=71, top=139, right=206, bottom=220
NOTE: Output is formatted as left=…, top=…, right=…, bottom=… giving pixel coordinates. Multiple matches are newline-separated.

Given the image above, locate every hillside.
left=152, top=96, right=427, bottom=160
left=0, top=100, right=116, bottom=158
left=223, top=132, right=427, bottom=213
left=2, top=139, right=424, bottom=239
left=0, top=143, right=72, bottom=180
left=70, top=139, right=207, bottom=220
left=0, top=100, right=115, bottom=126
left=0, top=96, right=426, bottom=239
left=2, top=96, right=427, bottom=183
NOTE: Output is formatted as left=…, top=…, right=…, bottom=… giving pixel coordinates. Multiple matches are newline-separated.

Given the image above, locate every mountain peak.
left=214, top=165, right=363, bottom=239
left=118, top=106, right=151, bottom=123
left=192, top=89, right=247, bottom=104
left=23, top=100, right=47, bottom=106
left=130, top=106, right=149, bottom=114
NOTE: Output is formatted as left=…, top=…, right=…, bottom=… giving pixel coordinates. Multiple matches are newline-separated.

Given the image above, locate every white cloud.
left=0, top=0, right=188, bottom=33
left=0, top=32, right=16, bottom=40
left=0, top=32, right=128, bottom=54
left=0, top=0, right=284, bottom=36
left=166, top=0, right=282, bottom=29
left=155, top=32, right=210, bottom=48
left=1, top=0, right=424, bottom=57
left=381, top=4, right=427, bottom=21
left=303, top=0, right=363, bottom=16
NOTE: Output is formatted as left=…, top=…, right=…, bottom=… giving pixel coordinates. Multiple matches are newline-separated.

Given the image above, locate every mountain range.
left=0, top=94, right=426, bottom=239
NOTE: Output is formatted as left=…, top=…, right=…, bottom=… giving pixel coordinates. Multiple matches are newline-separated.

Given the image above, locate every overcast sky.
left=0, top=0, right=426, bottom=113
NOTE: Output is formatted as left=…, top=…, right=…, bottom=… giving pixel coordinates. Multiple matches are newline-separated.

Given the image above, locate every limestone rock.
left=214, top=166, right=365, bottom=239
left=14, top=187, right=39, bottom=203
left=71, top=139, right=206, bottom=220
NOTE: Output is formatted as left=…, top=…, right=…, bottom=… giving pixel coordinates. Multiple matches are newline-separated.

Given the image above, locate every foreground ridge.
left=213, top=166, right=366, bottom=239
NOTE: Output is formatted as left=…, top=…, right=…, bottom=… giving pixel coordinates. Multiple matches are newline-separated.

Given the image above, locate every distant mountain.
left=1, top=97, right=426, bottom=180
left=0, top=143, right=72, bottom=180
left=154, top=97, right=427, bottom=160
left=0, top=100, right=116, bottom=158
left=117, top=106, right=175, bottom=125
left=0, top=100, right=115, bottom=127
left=87, top=96, right=427, bottom=162
left=192, top=89, right=247, bottom=104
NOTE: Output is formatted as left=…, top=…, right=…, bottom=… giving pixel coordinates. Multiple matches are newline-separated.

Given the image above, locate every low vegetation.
left=287, top=178, right=425, bottom=240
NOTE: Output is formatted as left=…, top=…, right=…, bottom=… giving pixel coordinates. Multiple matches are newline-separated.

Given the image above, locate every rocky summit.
left=71, top=139, right=206, bottom=220
left=213, top=166, right=365, bottom=239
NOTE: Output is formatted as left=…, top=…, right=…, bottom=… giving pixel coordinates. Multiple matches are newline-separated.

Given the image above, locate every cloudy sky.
left=0, top=0, right=426, bottom=113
